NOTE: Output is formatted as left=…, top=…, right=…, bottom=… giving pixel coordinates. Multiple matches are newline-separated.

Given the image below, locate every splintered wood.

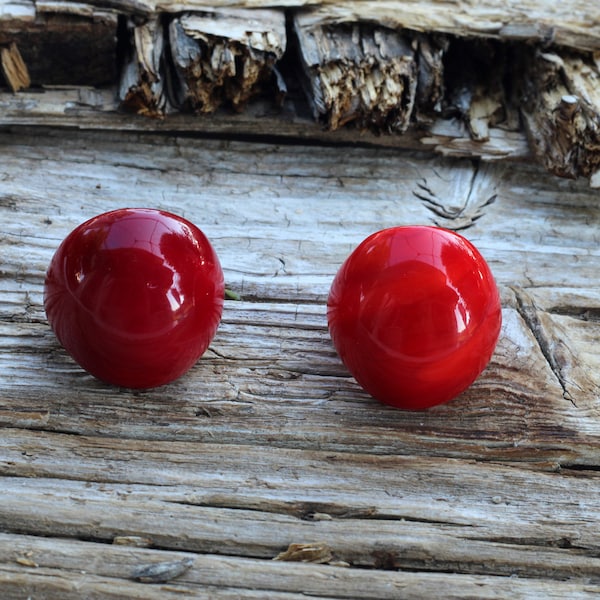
left=169, top=9, right=286, bottom=113
left=0, top=42, right=29, bottom=91
left=521, top=49, right=600, bottom=183
left=294, top=16, right=416, bottom=131
left=119, top=16, right=168, bottom=117
left=119, top=9, right=286, bottom=116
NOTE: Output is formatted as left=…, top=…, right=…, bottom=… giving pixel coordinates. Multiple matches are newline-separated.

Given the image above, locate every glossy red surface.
left=44, top=208, right=224, bottom=388
left=327, top=226, right=502, bottom=410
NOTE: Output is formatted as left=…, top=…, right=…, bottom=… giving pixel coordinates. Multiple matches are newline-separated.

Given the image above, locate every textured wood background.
left=3, top=0, right=600, bottom=186
left=0, top=124, right=599, bottom=598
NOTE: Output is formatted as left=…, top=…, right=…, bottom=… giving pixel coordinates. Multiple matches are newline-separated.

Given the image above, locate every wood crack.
left=511, top=287, right=578, bottom=408
left=462, top=534, right=586, bottom=552
left=546, top=305, right=600, bottom=323
left=163, top=497, right=466, bottom=528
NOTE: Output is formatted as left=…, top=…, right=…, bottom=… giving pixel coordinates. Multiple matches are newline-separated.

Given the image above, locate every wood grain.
left=0, top=87, right=532, bottom=163
left=0, top=126, right=599, bottom=597
left=35, top=1, right=600, bottom=53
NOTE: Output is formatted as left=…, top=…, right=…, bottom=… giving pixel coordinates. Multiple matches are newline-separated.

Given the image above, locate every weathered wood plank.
left=2, top=533, right=600, bottom=599
left=0, top=126, right=599, bottom=595
left=2, top=470, right=600, bottom=578
left=57, top=1, right=600, bottom=53
left=0, top=88, right=532, bottom=162
left=2, top=427, right=600, bottom=572
left=0, top=128, right=598, bottom=456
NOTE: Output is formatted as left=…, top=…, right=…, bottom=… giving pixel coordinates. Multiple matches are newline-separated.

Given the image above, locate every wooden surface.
left=1, top=124, right=600, bottom=598
left=0, top=87, right=532, bottom=164
left=3, top=1, right=600, bottom=183
left=8, top=0, right=598, bottom=52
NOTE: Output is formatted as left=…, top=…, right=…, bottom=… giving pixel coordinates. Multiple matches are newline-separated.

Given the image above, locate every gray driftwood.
left=0, top=126, right=599, bottom=598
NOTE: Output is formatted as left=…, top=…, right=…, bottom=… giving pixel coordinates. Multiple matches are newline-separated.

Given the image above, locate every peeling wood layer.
left=118, top=15, right=169, bottom=117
